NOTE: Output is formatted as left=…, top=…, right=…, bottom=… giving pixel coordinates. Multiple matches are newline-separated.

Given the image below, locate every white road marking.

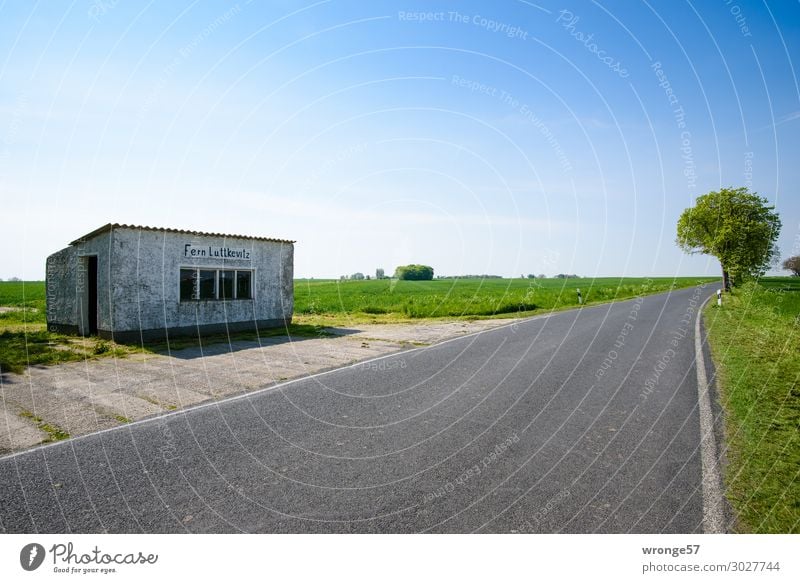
left=695, top=294, right=725, bottom=533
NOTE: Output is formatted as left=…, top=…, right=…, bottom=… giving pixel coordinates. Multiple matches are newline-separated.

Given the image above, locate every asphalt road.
left=0, top=285, right=717, bottom=533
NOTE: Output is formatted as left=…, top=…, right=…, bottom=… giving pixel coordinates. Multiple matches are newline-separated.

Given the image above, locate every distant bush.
left=394, top=264, right=434, bottom=281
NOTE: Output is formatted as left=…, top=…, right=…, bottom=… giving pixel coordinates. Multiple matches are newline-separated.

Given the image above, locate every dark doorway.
left=87, top=256, right=98, bottom=335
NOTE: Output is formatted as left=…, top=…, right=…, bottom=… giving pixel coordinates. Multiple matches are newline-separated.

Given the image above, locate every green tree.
left=394, top=264, right=434, bottom=280
left=676, top=187, right=781, bottom=290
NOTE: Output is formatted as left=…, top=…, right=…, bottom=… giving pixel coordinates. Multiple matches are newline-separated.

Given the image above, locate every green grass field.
left=0, top=280, right=46, bottom=331
left=704, top=277, right=800, bottom=533
left=295, top=276, right=713, bottom=321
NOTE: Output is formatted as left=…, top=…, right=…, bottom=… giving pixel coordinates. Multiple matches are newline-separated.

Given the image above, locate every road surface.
left=0, top=285, right=721, bottom=533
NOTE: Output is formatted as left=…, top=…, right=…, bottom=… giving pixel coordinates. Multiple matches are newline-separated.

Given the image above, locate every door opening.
left=88, top=256, right=98, bottom=335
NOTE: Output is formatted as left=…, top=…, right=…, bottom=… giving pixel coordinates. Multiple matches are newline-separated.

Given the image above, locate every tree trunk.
left=721, top=265, right=731, bottom=292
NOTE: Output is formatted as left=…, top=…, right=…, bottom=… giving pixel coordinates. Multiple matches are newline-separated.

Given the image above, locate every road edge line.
left=695, top=293, right=725, bottom=533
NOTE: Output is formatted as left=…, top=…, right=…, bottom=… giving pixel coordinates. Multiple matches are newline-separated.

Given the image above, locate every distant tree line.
left=338, top=266, right=434, bottom=281
left=436, top=274, right=503, bottom=279
left=335, top=268, right=590, bottom=282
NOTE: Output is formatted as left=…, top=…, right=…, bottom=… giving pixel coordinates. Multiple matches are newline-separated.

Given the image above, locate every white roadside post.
left=717, top=289, right=722, bottom=306
left=577, top=288, right=583, bottom=305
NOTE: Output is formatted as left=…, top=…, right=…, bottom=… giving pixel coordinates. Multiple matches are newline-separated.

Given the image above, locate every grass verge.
left=703, top=277, right=800, bottom=533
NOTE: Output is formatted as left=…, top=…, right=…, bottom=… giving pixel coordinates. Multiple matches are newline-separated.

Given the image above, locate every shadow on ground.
left=154, top=323, right=362, bottom=359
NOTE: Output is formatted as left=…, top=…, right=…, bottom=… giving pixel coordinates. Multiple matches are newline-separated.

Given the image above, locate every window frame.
left=178, top=267, right=255, bottom=302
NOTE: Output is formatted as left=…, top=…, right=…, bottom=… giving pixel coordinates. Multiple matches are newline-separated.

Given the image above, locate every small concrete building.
left=46, top=224, right=294, bottom=342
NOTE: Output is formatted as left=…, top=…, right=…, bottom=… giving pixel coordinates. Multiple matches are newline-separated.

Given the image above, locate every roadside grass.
left=704, top=277, right=800, bottom=533
left=0, top=277, right=714, bottom=374
left=0, top=282, right=142, bottom=373
left=0, top=329, right=139, bottom=374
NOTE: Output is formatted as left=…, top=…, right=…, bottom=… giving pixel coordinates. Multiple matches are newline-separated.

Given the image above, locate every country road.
left=0, top=284, right=724, bottom=534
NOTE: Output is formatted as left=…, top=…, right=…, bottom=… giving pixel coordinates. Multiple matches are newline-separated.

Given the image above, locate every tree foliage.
left=783, top=255, right=800, bottom=277
left=676, top=187, right=781, bottom=288
left=394, top=264, right=434, bottom=281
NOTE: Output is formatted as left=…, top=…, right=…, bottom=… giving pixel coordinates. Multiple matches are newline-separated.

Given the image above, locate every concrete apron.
left=0, top=318, right=520, bottom=455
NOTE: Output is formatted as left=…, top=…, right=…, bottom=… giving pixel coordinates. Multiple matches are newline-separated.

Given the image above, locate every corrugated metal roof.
left=69, top=223, right=295, bottom=246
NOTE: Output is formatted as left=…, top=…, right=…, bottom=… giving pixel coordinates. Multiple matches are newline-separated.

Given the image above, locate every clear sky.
left=1, top=0, right=798, bottom=280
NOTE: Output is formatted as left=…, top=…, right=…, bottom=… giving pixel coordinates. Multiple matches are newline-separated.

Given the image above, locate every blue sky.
left=1, top=0, right=798, bottom=279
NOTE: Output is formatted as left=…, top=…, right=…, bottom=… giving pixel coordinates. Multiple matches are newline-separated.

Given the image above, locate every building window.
left=220, top=270, right=235, bottom=300
left=198, top=270, right=216, bottom=299
left=179, top=269, right=253, bottom=301
left=180, top=269, right=197, bottom=301
left=237, top=271, right=252, bottom=299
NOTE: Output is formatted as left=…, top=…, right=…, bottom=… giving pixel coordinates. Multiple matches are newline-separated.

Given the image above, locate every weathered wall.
left=108, top=227, right=293, bottom=340
left=45, top=246, right=77, bottom=333
left=45, top=234, right=114, bottom=334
